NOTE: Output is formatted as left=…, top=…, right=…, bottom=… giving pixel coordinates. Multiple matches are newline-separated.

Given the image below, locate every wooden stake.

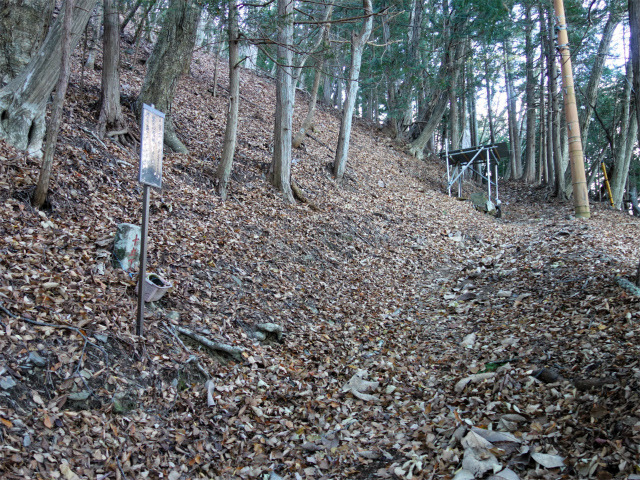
left=553, top=0, right=590, bottom=218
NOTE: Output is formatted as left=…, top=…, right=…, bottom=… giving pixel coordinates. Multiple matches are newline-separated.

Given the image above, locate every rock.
left=256, top=323, right=284, bottom=341
left=253, top=331, right=267, bottom=341
left=496, top=290, right=512, bottom=298
left=113, top=391, right=137, bottom=414
left=68, top=391, right=91, bottom=401
left=94, top=334, right=108, bottom=343
left=166, top=311, right=180, bottom=322
left=469, top=191, right=497, bottom=216
left=28, top=351, right=46, bottom=367
left=378, top=180, right=385, bottom=188
left=113, top=223, right=142, bottom=271
left=0, top=376, right=17, bottom=390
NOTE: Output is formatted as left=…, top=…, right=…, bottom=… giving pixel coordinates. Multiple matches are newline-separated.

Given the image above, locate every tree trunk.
left=215, top=0, right=239, bottom=200
left=579, top=11, right=619, bottom=148
left=523, top=3, right=537, bottom=183
left=504, top=37, right=523, bottom=179
left=322, top=70, right=332, bottom=105
left=408, top=17, right=468, bottom=160
left=292, top=2, right=333, bottom=93
left=211, top=10, right=225, bottom=98
left=97, top=0, right=127, bottom=143
left=0, top=0, right=55, bottom=87
left=0, top=0, right=97, bottom=156
left=269, top=0, right=295, bottom=204
left=120, top=0, right=143, bottom=34
left=484, top=57, right=496, bottom=145
left=85, top=0, right=103, bottom=70
left=632, top=0, right=640, bottom=169
left=333, top=0, right=373, bottom=183
left=135, top=0, right=200, bottom=154
left=546, top=6, right=565, bottom=198
left=32, top=0, right=74, bottom=209
left=293, top=62, right=323, bottom=148
left=611, top=61, right=636, bottom=208
left=449, top=81, right=460, bottom=150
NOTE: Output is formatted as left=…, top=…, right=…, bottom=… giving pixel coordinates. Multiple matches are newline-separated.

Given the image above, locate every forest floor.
left=1, top=36, right=640, bottom=480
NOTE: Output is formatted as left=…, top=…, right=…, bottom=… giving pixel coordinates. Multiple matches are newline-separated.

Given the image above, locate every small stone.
left=378, top=180, right=385, bottom=188
left=496, top=290, right=512, bottom=298
left=23, top=434, right=31, bottom=447
left=0, top=376, right=17, bottom=390
left=69, top=391, right=91, bottom=401
left=253, top=331, right=267, bottom=341
left=113, top=223, right=142, bottom=271
left=94, top=334, right=108, bottom=343
left=28, top=351, right=46, bottom=367
left=256, top=323, right=284, bottom=341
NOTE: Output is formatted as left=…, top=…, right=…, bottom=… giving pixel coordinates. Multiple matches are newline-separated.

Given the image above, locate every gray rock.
left=28, top=351, right=46, bottom=367
left=23, top=434, right=31, bottom=447
left=469, top=192, right=497, bottom=216
left=0, top=376, right=17, bottom=390
left=69, top=391, right=91, bottom=401
left=94, top=334, right=108, bottom=343
left=253, top=331, right=267, bottom=341
left=256, top=323, right=284, bottom=341
left=113, top=223, right=142, bottom=271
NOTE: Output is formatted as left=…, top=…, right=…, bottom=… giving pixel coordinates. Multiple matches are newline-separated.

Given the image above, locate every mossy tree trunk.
left=0, top=0, right=55, bottom=87
left=0, top=0, right=97, bottom=156
left=135, top=0, right=200, bottom=154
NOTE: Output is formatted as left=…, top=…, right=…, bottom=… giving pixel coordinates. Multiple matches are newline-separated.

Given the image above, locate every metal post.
left=495, top=163, right=499, bottom=201
left=487, top=147, right=492, bottom=200
left=445, top=143, right=451, bottom=196
left=136, top=185, right=150, bottom=336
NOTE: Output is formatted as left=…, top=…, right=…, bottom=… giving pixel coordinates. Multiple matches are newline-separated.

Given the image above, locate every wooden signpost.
left=136, top=104, right=165, bottom=336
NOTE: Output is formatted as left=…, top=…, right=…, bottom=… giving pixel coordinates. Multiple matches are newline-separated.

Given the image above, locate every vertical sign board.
left=136, top=104, right=165, bottom=336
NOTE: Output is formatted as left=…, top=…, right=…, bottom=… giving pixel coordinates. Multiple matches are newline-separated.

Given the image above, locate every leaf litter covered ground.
left=1, top=39, right=640, bottom=480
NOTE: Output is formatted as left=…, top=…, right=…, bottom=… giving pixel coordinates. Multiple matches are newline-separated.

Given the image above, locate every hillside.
left=1, top=41, right=640, bottom=480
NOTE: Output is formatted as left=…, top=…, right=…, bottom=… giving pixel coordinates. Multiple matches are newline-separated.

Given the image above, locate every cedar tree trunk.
left=32, top=0, right=74, bottom=208
left=135, top=0, right=200, bottom=153
left=215, top=0, right=239, bottom=200
left=269, top=0, right=295, bottom=203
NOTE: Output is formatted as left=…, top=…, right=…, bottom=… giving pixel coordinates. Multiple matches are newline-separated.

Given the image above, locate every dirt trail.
left=0, top=43, right=640, bottom=479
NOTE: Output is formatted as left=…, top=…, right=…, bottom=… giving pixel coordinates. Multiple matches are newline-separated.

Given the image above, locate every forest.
left=1, top=0, right=640, bottom=479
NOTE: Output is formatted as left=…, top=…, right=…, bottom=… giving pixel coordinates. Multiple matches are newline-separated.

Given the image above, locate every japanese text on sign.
left=138, top=104, right=165, bottom=188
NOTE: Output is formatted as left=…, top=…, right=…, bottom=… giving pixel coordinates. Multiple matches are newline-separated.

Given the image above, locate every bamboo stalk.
left=553, top=0, right=590, bottom=218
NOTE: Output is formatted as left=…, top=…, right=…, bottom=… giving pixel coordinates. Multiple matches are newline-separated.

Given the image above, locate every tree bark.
left=269, top=0, right=295, bottom=204
left=0, top=0, right=97, bottom=156
left=97, top=0, right=127, bottom=143
left=611, top=61, right=636, bottom=208
left=120, top=0, right=143, bottom=34
left=211, top=9, right=226, bottom=98
left=484, top=57, right=495, bottom=145
left=85, top=0, right=103, bottom=70
left=0, top=0, right=55, bottom=87
left=333, top=0, right=373, bottom=183
left=632, top=0, right=640, bottom=168
left=215, top=0, right=239, bottom=200
left=32, top=0, right=74, bottom=209
left=449, top=81, right=460, bottom=150
left=579, top=11, right=619, bottom=148
left=293, top=62, right=323, bottom=148
left=523, top=3, right=537, bottom=183
left=135, top=0, right=200, bottom=154
left=504, top=36, right=523, bottom=179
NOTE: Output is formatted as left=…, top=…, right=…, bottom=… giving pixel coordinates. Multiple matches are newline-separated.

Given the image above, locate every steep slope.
left=0, top=42, right=640, bottom=480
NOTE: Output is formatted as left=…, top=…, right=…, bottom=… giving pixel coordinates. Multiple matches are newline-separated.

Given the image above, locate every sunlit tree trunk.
left=293, top=62, right=323, bottom=148
left=504, top=37, right=522, bottom=179
left=333, top=0, right=373, bottom=183
left=523, top=3, right=537, bottom=183
left=85, top=0, right=103, bottom=70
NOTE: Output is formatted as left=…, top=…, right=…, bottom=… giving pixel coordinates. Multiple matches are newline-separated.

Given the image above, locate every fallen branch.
left=164, top=323, right=209, bottom=379
left=79, top=125, right=107, bottom=150
left=291, top=179, right=320, bottom=211
left=175, top=326, right=244, bottom=362
left=107, top=129, right=128, bottom=137
left=616, top=277, right=640, bottom=296
left=305, top=131, right=334, bottom=153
